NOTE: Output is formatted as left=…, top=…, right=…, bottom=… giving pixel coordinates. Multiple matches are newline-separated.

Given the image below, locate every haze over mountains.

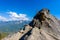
left=0, top=20, right=30, bottom=33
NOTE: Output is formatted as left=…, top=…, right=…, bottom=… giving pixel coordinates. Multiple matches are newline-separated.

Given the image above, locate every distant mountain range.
left=0, top=20, right=30, bottom=33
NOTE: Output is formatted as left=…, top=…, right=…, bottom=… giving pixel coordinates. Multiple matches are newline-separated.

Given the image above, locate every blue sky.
left=0, top=0, right=60, bottom=21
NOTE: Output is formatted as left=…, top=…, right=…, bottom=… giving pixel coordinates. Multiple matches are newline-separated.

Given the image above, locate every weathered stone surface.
left=28, top=8, right=60, bottom=40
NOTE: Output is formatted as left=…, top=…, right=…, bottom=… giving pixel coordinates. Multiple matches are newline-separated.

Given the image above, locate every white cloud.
left=0, top=11, right=30, bottom=21
left=8, top=11, right=29, bottom=21
left=8, top=12, right=19, bottom=18
left=0, top=16, right=8, bottom=21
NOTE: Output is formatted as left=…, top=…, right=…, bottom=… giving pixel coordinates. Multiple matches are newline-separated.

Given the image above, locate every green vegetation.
left=0, top=32, right=8, bottom=40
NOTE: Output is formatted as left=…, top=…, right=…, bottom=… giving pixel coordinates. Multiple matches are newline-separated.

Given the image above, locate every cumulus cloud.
left=0, top=11, right=30, bottom=21
left=0, top=16, right=8, bottom=21
left=8, top=12, right=19, bottom=18
left=8, top=11, right=29, bottom=21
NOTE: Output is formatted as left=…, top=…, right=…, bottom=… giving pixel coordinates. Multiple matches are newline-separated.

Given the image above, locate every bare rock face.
left=2, top=8, right=60, bottom=40
left=29, top=8, right=49, bottom=28
left=27, top=8, right=60, bottom=40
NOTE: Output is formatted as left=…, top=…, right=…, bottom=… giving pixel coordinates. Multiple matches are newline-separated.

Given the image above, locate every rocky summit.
left=2, top=8, right=60, bottom=40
